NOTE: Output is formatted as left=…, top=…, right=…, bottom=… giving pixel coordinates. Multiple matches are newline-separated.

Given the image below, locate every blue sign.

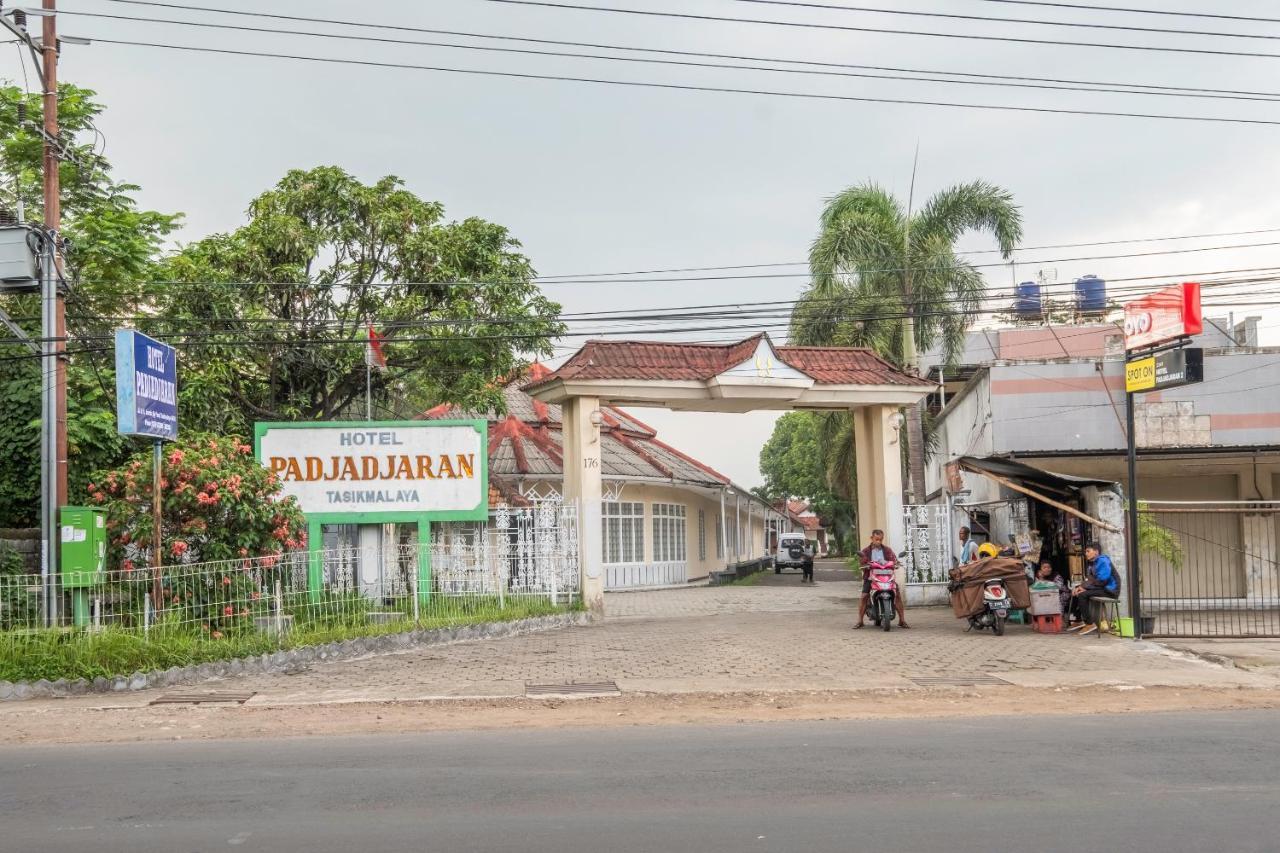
left=115, top=329, right=178, bottom=440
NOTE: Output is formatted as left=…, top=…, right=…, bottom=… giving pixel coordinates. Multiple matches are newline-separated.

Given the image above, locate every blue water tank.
left=1014, top=281, right=1042, bottom=319
left=1075, top=274, right=1106, bottom=314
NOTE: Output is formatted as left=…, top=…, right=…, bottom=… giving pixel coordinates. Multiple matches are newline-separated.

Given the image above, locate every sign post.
left=115, top=330, right=179, bottom=608
left=1121, top=283, right=1203, bottom=641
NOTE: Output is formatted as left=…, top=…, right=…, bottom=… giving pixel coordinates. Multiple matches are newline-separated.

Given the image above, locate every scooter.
left=865, top=560, right=899, bottom=632
left=967, top=577, right=1011, bottom=636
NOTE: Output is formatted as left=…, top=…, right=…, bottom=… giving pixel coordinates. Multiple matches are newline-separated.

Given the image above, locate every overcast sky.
left=39, top=0, right=1280, bottom=487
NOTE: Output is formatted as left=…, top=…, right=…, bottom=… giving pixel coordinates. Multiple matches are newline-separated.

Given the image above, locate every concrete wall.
left=925, top=372, right=994, bottom=499
left=988, top=350, right=1280, bottom=455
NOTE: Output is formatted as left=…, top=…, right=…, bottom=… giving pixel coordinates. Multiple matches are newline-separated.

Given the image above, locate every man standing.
left=1071, top=541, right=1119, bottom=634
left=958, top=526, right=978, bottom=564
left=855, top=529, right=910, bottom=629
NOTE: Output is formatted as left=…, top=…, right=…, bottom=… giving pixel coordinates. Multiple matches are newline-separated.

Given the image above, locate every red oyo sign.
left=1123, top=282, right=1203, bottom=351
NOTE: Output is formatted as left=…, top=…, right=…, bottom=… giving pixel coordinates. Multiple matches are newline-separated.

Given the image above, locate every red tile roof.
left=524, top=334, right=929, bottom=389
left=420, top=367, right=729, bottom=487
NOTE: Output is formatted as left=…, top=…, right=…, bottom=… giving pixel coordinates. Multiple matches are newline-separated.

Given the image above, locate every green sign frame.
left=254, top=419, right=489, bottom=603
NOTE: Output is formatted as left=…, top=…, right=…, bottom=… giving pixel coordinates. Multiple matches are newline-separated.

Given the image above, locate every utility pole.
left=43, top=0, right=65, bottom=520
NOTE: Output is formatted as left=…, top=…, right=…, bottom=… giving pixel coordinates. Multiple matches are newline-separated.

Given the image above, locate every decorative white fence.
left=902, top=504, right=953, bottom=584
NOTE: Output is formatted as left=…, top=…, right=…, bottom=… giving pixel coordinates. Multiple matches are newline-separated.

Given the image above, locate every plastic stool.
left=1090, top=597, right=1122, bottom=638
left=1032, top=613, right=1063, bottom=634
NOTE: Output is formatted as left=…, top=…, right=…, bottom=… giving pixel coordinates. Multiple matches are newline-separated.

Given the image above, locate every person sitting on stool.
left=1071, top=541, right=1119, bottom=633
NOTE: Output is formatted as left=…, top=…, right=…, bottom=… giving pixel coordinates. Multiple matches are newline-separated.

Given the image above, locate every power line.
left=92, top=0, right=1280, bottom=102
left=81, top=38, right=1280, bottom=127
left=537, top=226, right=1280, bottom=279
left=63, top=9, right=1280, bottom=105
left=974, top=0, right=1280, bottom=26
left=474, top=0, right=1280, bottom=61
left=722, top=0, right=1280, bottom=41
left=64, top=241, right=1280, bottom=292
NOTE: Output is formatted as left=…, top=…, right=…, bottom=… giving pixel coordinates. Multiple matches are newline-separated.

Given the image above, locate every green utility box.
left=60, top=506, right=106, bottom=588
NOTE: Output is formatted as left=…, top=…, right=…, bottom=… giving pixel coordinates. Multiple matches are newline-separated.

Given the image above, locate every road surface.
left=4, top=711, right=1277, bottom=852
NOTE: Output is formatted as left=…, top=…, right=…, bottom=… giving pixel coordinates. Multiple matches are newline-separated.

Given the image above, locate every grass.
left=730, top=570, right=768, bottom=586
left=0, top=596, right=581, bottom=684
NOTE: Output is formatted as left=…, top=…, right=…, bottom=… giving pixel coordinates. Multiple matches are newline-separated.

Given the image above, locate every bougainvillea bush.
left=88, top=434, right=307, bottom=633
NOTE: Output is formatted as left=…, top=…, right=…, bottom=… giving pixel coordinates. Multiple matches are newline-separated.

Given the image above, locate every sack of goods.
left=947, top=557, right=1032, bottom=618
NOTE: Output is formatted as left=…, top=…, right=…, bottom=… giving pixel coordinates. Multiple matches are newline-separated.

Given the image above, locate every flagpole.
left=365, top=339, right=372, bottom=421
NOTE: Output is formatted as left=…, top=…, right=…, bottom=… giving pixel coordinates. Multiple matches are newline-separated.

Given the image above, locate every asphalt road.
left=4, top=711, right=1278, bottom=852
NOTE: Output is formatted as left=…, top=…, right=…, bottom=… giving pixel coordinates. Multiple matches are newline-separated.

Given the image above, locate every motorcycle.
left=865, top=560, right=899, bottom=632
left=967, top=577, right=1011, bottom=636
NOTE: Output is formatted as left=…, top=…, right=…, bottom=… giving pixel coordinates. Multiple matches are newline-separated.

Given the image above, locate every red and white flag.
left=366, top=325, right=388, bottom=373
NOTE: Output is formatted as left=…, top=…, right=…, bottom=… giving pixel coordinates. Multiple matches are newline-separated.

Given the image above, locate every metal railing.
left=1137, top=501, right=1280, bottom=637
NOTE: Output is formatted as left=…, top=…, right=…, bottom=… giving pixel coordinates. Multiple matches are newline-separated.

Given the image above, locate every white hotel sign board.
left=254, top=420, right=488, bottom=520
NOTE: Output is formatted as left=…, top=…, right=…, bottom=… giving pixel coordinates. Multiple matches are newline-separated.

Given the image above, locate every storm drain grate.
left=908, top=675, right=1011, bottom=687
left=150, top=692, right=256, bottom=705
left=525, top=681, right=620, bottom=698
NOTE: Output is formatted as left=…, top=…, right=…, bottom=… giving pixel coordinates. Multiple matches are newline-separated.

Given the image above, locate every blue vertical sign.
left=115, top=330, right=178, bottom=440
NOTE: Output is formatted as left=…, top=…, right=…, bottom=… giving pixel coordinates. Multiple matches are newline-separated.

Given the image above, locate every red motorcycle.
left=865, top=560, right=899, bottom=632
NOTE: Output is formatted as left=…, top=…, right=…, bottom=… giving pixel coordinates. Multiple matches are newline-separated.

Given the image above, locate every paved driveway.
left=160, top=560, right=1257, bottom=705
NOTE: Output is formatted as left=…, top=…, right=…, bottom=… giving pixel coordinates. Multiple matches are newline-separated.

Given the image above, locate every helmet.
left=977, top=542, right=1000, bottom=559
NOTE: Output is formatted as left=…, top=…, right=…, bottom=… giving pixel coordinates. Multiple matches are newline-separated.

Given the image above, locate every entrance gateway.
left=525, top=333, right=933, bottom=613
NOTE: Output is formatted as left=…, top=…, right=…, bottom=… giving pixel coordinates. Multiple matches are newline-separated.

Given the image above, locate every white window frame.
left=697, top=509, right=706, bottom=561
left=652, top=503, right=687, bottom=563
left=602, top=501, right=645, bottom=564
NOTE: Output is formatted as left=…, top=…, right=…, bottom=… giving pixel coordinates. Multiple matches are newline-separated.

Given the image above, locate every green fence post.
left=308, top=518, right=323, bottom=604
left=418, top=518, right=432, bottom=609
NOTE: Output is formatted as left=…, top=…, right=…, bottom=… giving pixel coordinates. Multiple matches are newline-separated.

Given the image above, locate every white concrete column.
left=853, top=405, right=907, bottom=551
left=719, top=489, right=728, bottom=568
left=562, top=396, right=604, bottom=613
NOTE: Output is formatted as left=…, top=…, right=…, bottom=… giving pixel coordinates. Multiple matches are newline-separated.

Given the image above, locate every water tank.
left=1075, top=274, right=1106, bottom=314
left=1013, top=281, right=1042, bottom=319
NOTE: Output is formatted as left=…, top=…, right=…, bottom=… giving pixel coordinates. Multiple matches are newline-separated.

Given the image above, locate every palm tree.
left=795, top=180, right=1022, bottom=504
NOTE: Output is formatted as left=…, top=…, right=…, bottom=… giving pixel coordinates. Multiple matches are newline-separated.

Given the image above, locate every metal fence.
left=1137, top=501, right=1280, bottom=637
left=0, top=500, right=579, bottom=644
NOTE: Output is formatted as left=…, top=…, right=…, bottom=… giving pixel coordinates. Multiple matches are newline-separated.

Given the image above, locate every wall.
left=989, top=350, right=1280, bottom=455
left=924, top=371, right=994, bottom=499
left=0, top=528, right=39, bottom=572
left=609, top=482, right=773, bottom=583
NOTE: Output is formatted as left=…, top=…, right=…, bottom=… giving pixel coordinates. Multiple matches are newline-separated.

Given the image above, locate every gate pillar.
left=563, top=395, right=604, bottom=613
left=853, top=405, right=907, bottom=550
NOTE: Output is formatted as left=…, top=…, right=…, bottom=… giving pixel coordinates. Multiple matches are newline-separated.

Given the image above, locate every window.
left=603, top=501, right=644, bottom=564
left=697, top=509, right=706, bottom=561
left=652, top=503, right=687, bottom=563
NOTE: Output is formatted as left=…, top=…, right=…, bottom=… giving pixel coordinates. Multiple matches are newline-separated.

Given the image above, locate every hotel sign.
left=254, top=421, right=488, bottom=519
left=1124, top=347, right=1204, bottom=394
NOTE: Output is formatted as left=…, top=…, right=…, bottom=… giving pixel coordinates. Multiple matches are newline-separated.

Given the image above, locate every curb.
left=0, top=611, right=594, bottom=703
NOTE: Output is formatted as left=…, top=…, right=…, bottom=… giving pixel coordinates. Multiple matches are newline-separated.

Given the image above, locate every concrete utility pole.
left=43, top=0, right=66, bottom=516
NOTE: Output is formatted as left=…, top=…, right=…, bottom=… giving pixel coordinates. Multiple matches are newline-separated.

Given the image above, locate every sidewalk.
left=6, top=568, right=1275, bottom=715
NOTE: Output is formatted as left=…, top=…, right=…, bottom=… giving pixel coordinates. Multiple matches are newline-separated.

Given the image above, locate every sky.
left=30, top=0, right=1280, bottom=487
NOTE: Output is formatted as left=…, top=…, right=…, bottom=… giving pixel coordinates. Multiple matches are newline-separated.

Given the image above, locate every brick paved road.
left=184, top=561, right=1249, bottom=705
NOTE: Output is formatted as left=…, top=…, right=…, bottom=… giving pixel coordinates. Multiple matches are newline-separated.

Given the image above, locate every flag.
left=367, top=325, right=388, bottom=373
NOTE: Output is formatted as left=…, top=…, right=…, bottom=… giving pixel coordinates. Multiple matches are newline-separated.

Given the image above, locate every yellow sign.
left=1125, top=356, right=1156, bottom=392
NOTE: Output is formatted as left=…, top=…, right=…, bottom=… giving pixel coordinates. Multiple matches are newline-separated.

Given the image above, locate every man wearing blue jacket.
left=1072, top=541, right=1120, bottom=633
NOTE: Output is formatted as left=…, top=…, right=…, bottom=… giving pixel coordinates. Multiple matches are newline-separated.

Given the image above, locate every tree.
left=0, top=82, right=180, bottom=526
left=796, top=180, right=1022, bottom=503
left=148, top=167, right=566, bottom=433
left=757, top=412, right=856, bottom=552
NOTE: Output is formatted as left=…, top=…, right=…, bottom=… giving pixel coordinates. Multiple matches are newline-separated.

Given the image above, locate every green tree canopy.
left=0, top=82, right=181, bottom=527
left=146, top=166, right=565, bottom=432
left=757, top=411, right=856, bottom=552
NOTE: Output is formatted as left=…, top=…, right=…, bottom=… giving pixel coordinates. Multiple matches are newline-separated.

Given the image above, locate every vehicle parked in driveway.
left=775, top=533, right=815, bottom=581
